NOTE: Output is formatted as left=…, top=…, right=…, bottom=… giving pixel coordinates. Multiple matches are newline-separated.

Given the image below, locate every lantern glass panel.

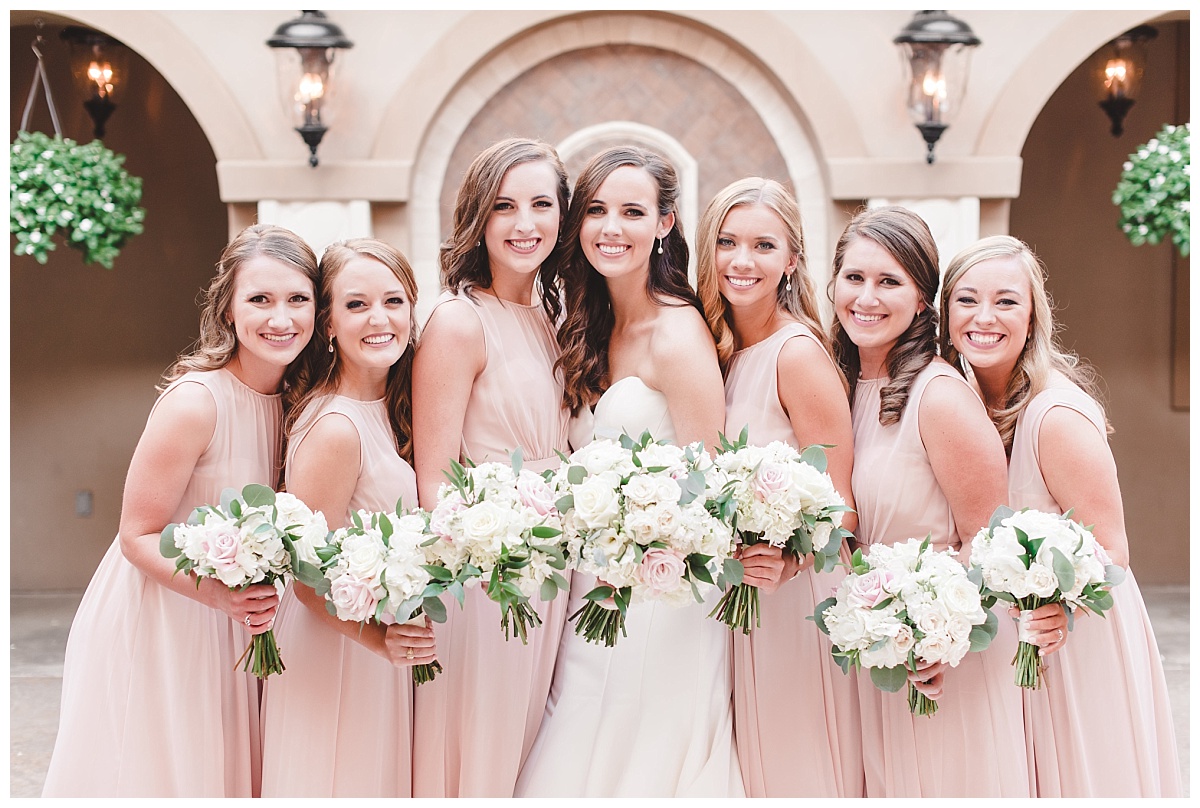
left=64, top=36, right=128, bottom=107
left=898, top=42, right=974, bottom=128
left=273, top=46, right=343, bottom=130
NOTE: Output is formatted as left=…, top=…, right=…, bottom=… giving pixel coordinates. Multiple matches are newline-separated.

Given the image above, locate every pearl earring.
left=328, top=338, right=335, bottom=354
left=786, top=275, right=793, bottom=292
left=655, top=237, right=664, bottom=255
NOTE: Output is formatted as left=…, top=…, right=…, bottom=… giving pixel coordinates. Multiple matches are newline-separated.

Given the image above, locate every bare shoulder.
left=917, top=364, right=983, bottom=424
left=648, top=303, right=716, bottom=366
left=1039, top=403, right=1108, bottom=453
left=777, top=332, right=836, bottom=378
left=294, top=410, right=361, bottom=462
left=419, top=298, right=484, bottom=348
left=149, top=379, right=218, bottom=439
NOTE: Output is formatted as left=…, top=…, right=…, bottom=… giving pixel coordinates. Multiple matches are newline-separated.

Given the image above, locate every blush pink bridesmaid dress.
left=850, top=360, right=1030, bottom=797
left=412, top=289, right=571, bottom=797
left=259, top=394, right=418, bottom=796
left=724, top=322, right=864, bottom=797
left=1008, top=373, right=1182, bottom=797
left=42, top=368, right=278, bottom=797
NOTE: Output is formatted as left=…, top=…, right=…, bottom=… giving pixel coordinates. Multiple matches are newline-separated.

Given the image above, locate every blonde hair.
left=939, top=235, right=1109, bottom=453
left=160, top=224, right=319, bottom=391
left=695, top=177, right=833, bottom=375
left=284, top=239, right=421, bottom=463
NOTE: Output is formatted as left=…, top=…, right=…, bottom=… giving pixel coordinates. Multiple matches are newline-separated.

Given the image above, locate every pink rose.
left=752, top=462, right=790, bottom=502
left=328, top=573, right=378, bottom=623
left=428, top=499, right=464, bottom=539
left=639, top=548, right=687, bottom=597
left=205, top=524, right=245, bottom=585
left=517, top=472, right=556, bottom=516
left=846, top=568, right=894, bottom=608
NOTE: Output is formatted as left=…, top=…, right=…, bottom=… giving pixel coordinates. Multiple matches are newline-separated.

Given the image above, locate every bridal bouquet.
left=708, top=429, right=853, bottom=633
left=814, top=537, right=997, bottom=716
left=426, top=451, right=570, bottom=644
left=311, top=504, right=471, bottom=685
left=553, top=431, right=737, bottom=647
left=968, top=506, right=1124, bottom=689
left=160, top=484, right=329, bottom=679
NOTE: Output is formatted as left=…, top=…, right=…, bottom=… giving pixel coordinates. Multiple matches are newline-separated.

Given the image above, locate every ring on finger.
left=1056, top=628, right=1064, bottom=642
left=405, top=647, right=414, bottom=660
left=244, top=615, right=252, bottom=628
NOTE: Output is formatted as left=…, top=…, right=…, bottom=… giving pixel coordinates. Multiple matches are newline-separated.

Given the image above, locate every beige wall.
left=1009, top=21, right=1190, bottom=584
left=10, top=24, right=227, bottom=590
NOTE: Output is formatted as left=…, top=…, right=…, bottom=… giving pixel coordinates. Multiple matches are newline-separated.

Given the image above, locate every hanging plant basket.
left=1112, top=122, right=1190, bottom=257
left=10, top=130, right=146, bottom=269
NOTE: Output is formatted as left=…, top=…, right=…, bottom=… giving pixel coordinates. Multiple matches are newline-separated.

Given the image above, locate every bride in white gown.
left=515, top=147, right=743, bottom=797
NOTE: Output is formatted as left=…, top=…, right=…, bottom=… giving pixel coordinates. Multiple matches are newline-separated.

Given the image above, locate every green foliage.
left=10, top=130, right=145, bottom=268
left=1113, top=122, right=1190, bottom=256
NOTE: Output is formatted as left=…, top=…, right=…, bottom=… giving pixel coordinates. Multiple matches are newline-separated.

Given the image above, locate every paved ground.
left=9, top=586, right=1191, bottom=797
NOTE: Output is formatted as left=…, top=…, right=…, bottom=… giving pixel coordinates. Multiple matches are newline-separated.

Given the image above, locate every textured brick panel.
left=440, top=44, right=790, bottom=239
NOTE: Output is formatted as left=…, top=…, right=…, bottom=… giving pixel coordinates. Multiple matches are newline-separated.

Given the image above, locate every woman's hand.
left=207, top=580, right=280, bottom=635
left=738, top=544, right=803, bottom=594
left=907, top=658, right=948, bottom=700
left=382, top=616, right=438, bottom=668
left=1010, top=603, right=1070, bottom=656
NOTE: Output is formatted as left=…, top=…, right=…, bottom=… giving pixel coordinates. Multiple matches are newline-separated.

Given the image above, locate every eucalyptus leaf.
left=511, top=446, right=524, bottom=475
left=423, top=595, right=447, bottom=623
left=539, top=577, right=558, bottom=602
left=241, top=484, right=275, bottom=508
left=159, top=524, right=181, bottom=559
left=799, top=444, right=828, bottom=473
left=812, top=596, right=837, bottom=634
left=219, top=487, right=237, bottom=514
left=870, top=664, right=908, bottom=693
left=988, top=505, right=1015, bottom=529
left=1105, top=564, right=1127, bottom=586
left=1049, top=547, right=1076, bottom=593
left=567, top=465, right=587, bottom=486
left=722, top=557, right=744, bottom=587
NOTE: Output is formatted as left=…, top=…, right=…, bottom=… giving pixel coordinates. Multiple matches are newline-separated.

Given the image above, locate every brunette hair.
left=440, top=137, right=569, bottom=322
left=556, top=146, right=700, bottom=413
left=939, top=235, right=1110, bottom=453
left=160, top=224, right=319, bottom=392
left=284, top=239, right=421, bottom=463
left=829, top=206, right=940, bottom=425
left=695, top=177, right=834, bottom=375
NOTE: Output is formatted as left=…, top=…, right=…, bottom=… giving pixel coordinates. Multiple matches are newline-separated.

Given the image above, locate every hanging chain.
left=21, top=21, right=63, bottom=136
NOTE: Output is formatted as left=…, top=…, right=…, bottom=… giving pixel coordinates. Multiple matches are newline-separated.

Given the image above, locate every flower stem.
left=569, top=600, right=626, bottom=646
left=236, top=630, right=286, bottom=680
left=412, top=660, right=444, bottom=686
left=907, top=682, right=938, bottom=716
left=1012, top=640, right=1043, bottom=689
left=708, top=582, right=759, bottom=634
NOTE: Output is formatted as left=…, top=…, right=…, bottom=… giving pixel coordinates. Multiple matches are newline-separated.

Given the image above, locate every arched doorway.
left=1008, top=18, right=1189, bottom=583
left=9, top=17, right=228, bottom=589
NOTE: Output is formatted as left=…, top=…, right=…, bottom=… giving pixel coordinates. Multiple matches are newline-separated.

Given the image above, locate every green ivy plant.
left=10, top=130, right=146, bottom=269
left=1113, top=122, right=1190, bottom=257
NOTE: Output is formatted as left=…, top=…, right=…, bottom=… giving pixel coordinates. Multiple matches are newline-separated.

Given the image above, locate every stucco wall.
left=10, top=24, right=228, bottom=590
left=1009, top=21, right=1190, bottom=584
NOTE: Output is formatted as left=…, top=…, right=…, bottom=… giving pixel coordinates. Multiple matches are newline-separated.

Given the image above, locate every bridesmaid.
left=830, top=207, right=1029, bottom=797
left=695, top=177, right=863, bottom=797
left=410, top=137, right=572, bottom=797
left=259, top=239, right=436, bottom=796
left=939, top=235, right=1182, bottom=797
left=42, top=224, right=318, bottom=796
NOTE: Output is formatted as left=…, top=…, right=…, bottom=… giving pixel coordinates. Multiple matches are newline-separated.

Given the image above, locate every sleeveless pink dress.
left=42, top=369, right=278, bottom=797
left=724, top=322, right=864, bottom=797
left=850, top=360, right=1030, bottom=797
left=259, top=394, right=418, bottom=796
left=1009, top=373, right=1182, bottom=797
left=413, top=289, right=571, bottom=797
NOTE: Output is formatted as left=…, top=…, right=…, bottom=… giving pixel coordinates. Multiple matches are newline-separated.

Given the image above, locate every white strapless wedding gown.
left=514, top=377, right=743, bottom=797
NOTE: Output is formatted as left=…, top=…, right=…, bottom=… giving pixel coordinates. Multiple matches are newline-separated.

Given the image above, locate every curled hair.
left=556, top=146, right=700, bottom=412
left=284, top=239, right=421, bottom=464
left=939, top=235, right=1110, bottom=454
left=829, top=206, right=940, bottom=425
left=160, top=224, right=319, bottom=394
left=440, top=138, right=569, bottom=323
left=695, top=177, right=835, bottom=377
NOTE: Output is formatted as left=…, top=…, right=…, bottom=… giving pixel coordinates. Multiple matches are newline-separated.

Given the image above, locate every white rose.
left=653, top=475, right=682, bottom=505
left=341, top=530, right=387, bottom=583
left=622, top=475, right=660, bottom=507
left=940, top=576, right=985, bottom=622
left=916, top=631, right=953, bottom=664
left=573, top=478, right=622, bottom=529
left=458, top=500, right=513, bottom=546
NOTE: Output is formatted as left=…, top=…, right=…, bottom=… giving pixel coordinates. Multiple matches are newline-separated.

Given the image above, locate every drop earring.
left=655, top=237, right=664, bottom=255
left=786, top=275, right=793, bottom=292
left=328, top=337, right=335, bottom=354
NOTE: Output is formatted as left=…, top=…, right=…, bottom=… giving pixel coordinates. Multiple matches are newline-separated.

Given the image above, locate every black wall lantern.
left=1096, top=25, right=1157, bottom=138
left=894, top=10, right=981, bottom=164
left=60, top=26, right=129, bottom=139
left=266, top=10, right=353, bottom=168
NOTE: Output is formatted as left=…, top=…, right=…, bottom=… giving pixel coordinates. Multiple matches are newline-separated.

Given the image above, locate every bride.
left=514, top=146, right=743, bottom=797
